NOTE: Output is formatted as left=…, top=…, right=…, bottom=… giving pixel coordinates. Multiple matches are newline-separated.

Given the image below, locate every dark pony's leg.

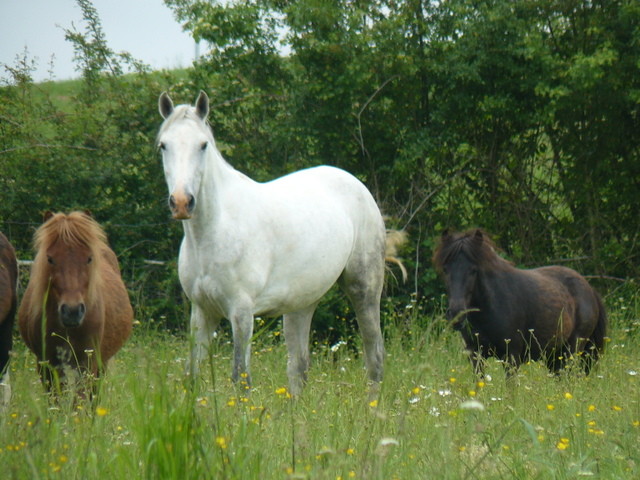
left=468, top=349, right=486, bottom=377
left=582, top=293, right=608, bottom=375
left=503, top=357, right=520, bottom=380
left=0, top=314, right=13, bottom=382
left=0, top=308, right=14, bottom=406
left=462, top=331, right=488, bottom=378
left=544, top=346, right=566, bottom=374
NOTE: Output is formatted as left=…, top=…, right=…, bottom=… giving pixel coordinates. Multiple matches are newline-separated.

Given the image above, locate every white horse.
left=157, top=91, right=389, bottom=395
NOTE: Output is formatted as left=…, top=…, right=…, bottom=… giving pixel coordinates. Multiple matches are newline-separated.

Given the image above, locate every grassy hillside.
left=1, top=299, right=639, bottom=479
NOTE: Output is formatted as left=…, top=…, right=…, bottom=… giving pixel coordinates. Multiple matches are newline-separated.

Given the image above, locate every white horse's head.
left=157, top=91, right=213, bottom=220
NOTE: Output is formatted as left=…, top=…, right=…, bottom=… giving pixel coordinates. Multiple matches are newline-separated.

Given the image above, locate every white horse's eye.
left=159, top=142, right=166, bottom=151
left=200, top=142, right=208, bottom=151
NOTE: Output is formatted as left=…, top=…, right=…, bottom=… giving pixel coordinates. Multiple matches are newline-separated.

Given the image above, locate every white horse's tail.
left=385, top=229, right=408, bottom=283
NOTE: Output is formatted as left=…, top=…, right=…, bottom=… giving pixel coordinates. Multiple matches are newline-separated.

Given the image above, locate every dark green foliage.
left=1, top=0, right=638, bottom=334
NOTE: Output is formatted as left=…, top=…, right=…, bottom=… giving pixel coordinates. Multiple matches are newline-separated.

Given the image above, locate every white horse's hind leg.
left=353, top=298, right=384, bottom=383
left=340, top=259, right=385, bottom=386
left=188, top=304, right=219, bottom=377
left=283, top=304, right=317, bottom=396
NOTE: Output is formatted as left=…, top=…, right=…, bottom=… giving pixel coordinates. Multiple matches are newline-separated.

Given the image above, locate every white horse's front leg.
left=188, top=304, right=218, bottom=378
left=229, top=308, right=254, bottom=389
left=283, top=304, right=316, bottom=396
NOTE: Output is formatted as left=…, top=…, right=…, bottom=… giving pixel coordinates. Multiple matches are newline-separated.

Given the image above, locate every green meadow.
left=1, top=294, right=639, bottom=480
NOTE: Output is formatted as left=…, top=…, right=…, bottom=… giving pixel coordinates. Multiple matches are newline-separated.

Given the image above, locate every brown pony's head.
left=29, top=211, right=107, bottom=328
left=433, top=229, right=507, bottom=328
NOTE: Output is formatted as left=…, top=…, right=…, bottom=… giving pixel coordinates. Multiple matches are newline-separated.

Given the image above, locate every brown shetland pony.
left=18, top=212, right=133, bottom=393
left=0, top=232, right=18, bottom=405
left=433, top=229, right=607, bottom=376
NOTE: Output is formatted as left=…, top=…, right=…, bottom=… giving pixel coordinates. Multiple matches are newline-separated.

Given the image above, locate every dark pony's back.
left=433, top=229, right=606, bottom=375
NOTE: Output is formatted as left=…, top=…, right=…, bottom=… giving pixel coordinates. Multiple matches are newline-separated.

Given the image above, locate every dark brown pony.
left=0, top=232, right=18, bottom=405
left=433, top=229, right=607, bottom=375
left=18, top=212, right=133, bottom=393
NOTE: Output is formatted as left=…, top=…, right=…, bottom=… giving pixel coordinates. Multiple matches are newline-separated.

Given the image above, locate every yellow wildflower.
left=215, top=436, right=227, bottom=449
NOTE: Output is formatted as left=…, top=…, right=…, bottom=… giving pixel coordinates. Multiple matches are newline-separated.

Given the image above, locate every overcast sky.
left=0, top=0, right=197, bottom=82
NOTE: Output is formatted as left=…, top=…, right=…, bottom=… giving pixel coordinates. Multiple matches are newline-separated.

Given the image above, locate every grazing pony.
left=157, top=91, right=391, bottom=395
left=18, top=212, right=133, bottom=393
left=433, top=229, right=606, bottom=375
left=0, top=232, right=18, bottom=406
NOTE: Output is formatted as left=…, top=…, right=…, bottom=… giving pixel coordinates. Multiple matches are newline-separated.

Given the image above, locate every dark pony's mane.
left=27, top=212, right=107, bottom=321
left=433, top=229, right=512, bottom=273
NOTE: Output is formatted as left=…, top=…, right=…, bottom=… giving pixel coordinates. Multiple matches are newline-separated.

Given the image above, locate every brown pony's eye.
left=88, top=256, right=93, bottom=264
left=47, top=256, right=54, bottom=265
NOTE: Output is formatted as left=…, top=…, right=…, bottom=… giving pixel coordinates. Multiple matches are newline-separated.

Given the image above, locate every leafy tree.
left=2, top=0, right=639, bottom=333
left=0, top=0, right=187, bottom=328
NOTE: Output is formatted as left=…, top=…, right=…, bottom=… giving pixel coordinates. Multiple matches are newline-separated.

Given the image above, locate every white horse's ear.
left=195, top=90, right=209, bottom=120
left=159, top=92, right=174, bottom=119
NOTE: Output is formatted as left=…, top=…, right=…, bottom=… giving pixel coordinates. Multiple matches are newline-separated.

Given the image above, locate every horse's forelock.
left=35, top=212, right=106, bottom=252
left=433, top=229, right=504, bottom=272
left=28, top=212, right=108, bottom=320
left=157, top=104, right=212, bottom=145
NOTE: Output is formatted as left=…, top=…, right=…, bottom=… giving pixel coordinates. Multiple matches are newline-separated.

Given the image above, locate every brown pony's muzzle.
left=169, top=192, right=195, bottom=220
left=59, top=302, right=86, bottom=328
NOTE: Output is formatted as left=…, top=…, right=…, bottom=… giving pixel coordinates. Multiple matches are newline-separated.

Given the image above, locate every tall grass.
left=2, top=294, right=639, bottom=479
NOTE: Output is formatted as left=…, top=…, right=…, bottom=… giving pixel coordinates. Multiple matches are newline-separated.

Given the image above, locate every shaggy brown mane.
left=432, top=229, right=511, bottom=273
left=27, top=212, right=108, bottom=322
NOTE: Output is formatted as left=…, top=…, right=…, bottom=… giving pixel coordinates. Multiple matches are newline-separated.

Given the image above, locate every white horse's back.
left=254, top=165, right=385, bottom=311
